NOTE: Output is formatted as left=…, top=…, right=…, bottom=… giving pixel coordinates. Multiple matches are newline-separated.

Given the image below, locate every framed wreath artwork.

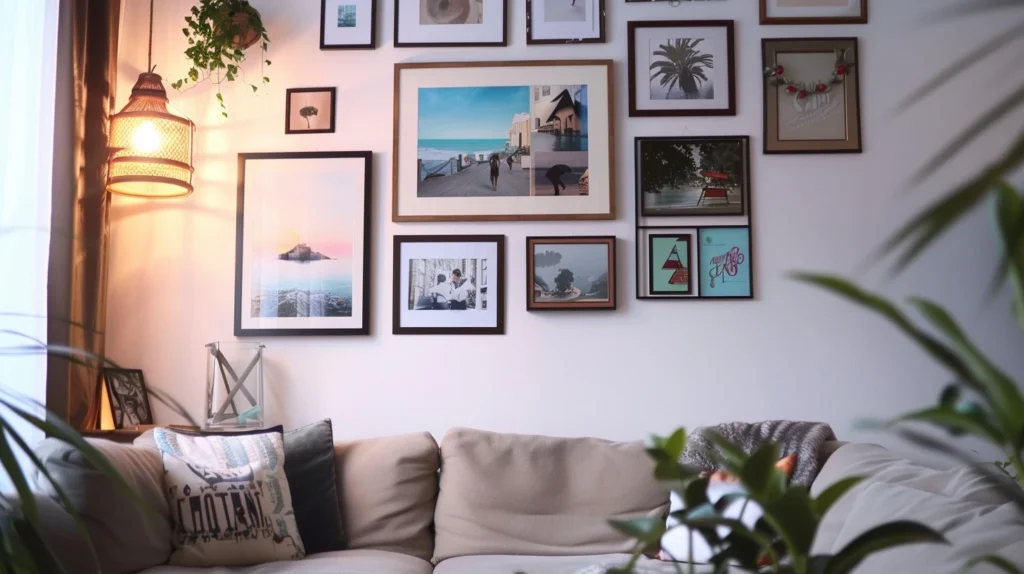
left=762, top=37, right=861, bottom=154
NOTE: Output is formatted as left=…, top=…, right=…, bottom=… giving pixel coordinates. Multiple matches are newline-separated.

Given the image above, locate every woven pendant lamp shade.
left=107, top=72, right=195, bottom=198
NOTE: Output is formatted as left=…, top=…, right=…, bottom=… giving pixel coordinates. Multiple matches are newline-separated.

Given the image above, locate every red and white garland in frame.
left=764, top=49, right=855, bottom=101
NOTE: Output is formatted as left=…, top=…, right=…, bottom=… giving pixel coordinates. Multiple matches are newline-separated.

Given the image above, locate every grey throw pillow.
left=284, top=419, right=346, bottom=554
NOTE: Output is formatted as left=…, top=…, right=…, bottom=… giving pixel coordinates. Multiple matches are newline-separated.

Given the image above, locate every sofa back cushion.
left=33, top=437, right=171, bottom=574
left=335, top=432, right=439, bottom=561
left=432, top=427, right=670, bottom=563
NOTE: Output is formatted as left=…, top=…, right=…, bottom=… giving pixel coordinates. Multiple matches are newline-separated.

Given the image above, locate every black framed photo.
left=395, top=0, right=507, bottom=47
left=697, top=226, right=754, bottom=298
left=628, top=20, right=736, bottom=117
left=760, top=0, right=867, bottom=25
left=102, top=368, right=154, bottom=429
left=636, top=226, right=754, bottom=300
left=393, top=235, right=505, bottom=334
left=527, top=236, right=616, bottom=311
left=647, top=233, right=693, bottom=296
left=235, top=152, right=372, bottom=336
left=526, top=0, right=605, bottom=45
left=285, top=87, right=336, bottom=135
left=636, top=136, right=749, bottom=217
left=320, top=0, right=377, bottom=49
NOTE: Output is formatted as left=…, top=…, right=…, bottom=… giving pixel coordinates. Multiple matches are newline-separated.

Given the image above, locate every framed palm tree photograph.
left=627, top=21, right=735, bottom=117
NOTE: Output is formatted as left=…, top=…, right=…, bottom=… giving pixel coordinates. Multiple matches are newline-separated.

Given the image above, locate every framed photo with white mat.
left=320, top=0, right=376, bottom=49
left=760, top=0, right=867, bottom=25
left=396, top=0, right=508, bottom=47
left=526, top=0, right=605, bottom=45
left=628, top=21, right=736, bottom=117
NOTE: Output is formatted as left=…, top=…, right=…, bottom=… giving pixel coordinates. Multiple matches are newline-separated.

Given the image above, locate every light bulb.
left=131, top=121, right=161, bottom=153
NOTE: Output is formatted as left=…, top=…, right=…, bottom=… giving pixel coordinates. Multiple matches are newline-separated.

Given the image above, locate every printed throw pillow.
left=154, top=426, right=306, bottom=567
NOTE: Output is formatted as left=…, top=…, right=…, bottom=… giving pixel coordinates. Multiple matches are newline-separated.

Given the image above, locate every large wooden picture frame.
left=235, top=152, right=372, bottom=336
left=393, top=60, right=615, bottom=222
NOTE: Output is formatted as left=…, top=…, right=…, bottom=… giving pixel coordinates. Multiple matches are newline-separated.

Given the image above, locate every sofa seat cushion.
left=433, top=428, right=670, bottom=562
left=433, top=554, right=712, bottom=574
left=137, top=549, right=433, bottom=574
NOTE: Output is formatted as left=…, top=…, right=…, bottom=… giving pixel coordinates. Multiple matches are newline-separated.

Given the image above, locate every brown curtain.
left=47, top=0, right=121, bottom=429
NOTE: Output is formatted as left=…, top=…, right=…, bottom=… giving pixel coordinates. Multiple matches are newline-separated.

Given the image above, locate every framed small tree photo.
left=285, top=87, right=337, bottom=134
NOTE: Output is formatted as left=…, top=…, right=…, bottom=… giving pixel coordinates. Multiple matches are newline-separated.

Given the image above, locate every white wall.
left=107, top=0, right=1024, bottom=451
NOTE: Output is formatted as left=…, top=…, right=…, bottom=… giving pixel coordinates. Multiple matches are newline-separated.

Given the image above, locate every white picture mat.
left=398, top=241, right=500, bottom=328
left=765, top=0, right=862, bottom=18
left=396, top=64, right=612, bottom=218
left=530, top=0, right=600, bottom=41
left=633, top=27, right=730, bottom=112
left=322, top=0, right=373, bottom=45
left=239, top=157, right=366, bottom=330
left=638, top=228, right=699, bottom=298
left=397, top=0, right=504, bottom=44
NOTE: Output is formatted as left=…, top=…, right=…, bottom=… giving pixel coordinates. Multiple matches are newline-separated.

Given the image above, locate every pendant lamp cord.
left=147, top=0, right=154, bottom=72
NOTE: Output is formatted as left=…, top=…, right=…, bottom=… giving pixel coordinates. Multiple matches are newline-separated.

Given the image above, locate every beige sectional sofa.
left=30, top=427, right=1024, bottom=574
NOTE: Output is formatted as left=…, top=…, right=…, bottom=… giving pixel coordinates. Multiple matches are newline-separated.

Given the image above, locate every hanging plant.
left=764, top=48, right=854, bottom=102
left=170, top=0, right=271, bottom=117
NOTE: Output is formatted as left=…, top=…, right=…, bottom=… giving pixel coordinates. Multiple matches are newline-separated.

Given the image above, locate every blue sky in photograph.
left=418, top=86, right=530, bottom=140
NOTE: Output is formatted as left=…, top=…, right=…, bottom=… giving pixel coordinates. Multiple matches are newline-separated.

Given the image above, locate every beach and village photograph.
left=416, top=83, right=589, bottom=198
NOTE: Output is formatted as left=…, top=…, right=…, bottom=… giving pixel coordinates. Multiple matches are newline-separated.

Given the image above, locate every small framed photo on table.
left=320, top=0, right=376, bottom=49
left=762, top=37, right=861, bottom=154
left=760, top=0, right=867, bottom=25
left=102, top=368, right=154, bottom=429
left=526, top=0, right=605, bottom=45
left=396, top=0, right=507, bottom=47
left=527, top=236, right=616, bottom=311
left=285, top=87, right=336, bottom=134
left=628, top=20, right=736, bottom=117
left=393, top=235, right=505, bottom=334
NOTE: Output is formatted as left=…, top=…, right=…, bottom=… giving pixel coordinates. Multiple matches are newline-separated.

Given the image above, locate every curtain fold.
left=48, top=0, right=120, bottom=429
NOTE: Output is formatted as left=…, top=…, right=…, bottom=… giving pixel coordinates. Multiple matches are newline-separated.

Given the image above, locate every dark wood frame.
left=762, top=38, right=862, bottom=154
left=525, top=0, right=606, bottom=45
left=395, top=0, right=508, bottom=47
left=635, top=135, right=750, bottom=218
left=760, top=0, right=867, bottom=25
left=526, top=236, right=616, bottom=311
left=647, top=233, right=693, bottom=296
left=392, top=60, right=616, bottom=222
left=102, top=368, right=154, bottom=429
left=234, top=151, right=373, bottom=336
left=393, top=235, right=506, bottom=335
left=627, top=20, right=736, bottom=117
left=320, top=0, right=377, bottom=50
left=285, top=87, right=337, bottom=135
left=696, top=226, right=754, bottom=299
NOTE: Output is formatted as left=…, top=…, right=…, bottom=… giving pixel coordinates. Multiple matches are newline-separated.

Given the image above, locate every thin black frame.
left=647, top=233, right=693, bottom=296
left=320, top=0, right=377, bottom=50
left=393, top=235, right=506, bottom=335
left=635, top=135, right=750, bottom=218
left=526, top=236, right=617, bottom=311
left=395, top=0, right=508, bottom=48
left=759, top=0, right=867, bottom=25
left=285, top=87, right=337, bottom=135
left=235, top=151, right=373, bottom=336
left=627, top=20, right=736, bottom=117
left=525, top=0, right=606, bottom=45
left=696, top=225, right=754, bottom=299
left=102, top=368, right=154, bottom=429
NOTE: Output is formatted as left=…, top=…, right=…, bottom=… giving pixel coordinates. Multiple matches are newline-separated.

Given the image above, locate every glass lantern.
left=205, top=341, right=264, bottom=429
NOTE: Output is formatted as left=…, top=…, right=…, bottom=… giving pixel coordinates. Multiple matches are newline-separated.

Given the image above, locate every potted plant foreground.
left=171, top=0, right=272, bottom=117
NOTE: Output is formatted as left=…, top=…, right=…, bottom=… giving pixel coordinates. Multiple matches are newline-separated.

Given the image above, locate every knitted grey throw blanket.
left=681, top=420, right=837, bottom=486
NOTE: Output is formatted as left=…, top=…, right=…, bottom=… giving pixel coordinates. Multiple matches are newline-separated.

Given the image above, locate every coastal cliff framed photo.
left=393, top=235, right=505, bottom=335
left=760, top=0, right=867, bottom=25
left=627, top=21, right=735, bottom=117
left=527, top=236, right=616, bottom=311
left=393, top=60, right=615, bottom=222
left=395, top=0, right=507, bottom=47
left=762, top=37, right=861, bottom=153
left=235, top=151, right=372, bottom=336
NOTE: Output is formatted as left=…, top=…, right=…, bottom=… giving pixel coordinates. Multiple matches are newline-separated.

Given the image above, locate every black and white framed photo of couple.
left=393, top=235, right=505, bottom=335
left=628, top=20, right=735, bottom=117
left=102, top=368, right=154, bottom=429
left=235, top=151, right=372, bottom=336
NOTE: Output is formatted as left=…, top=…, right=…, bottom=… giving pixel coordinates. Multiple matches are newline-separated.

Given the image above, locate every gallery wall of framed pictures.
left=225, top=0, right=872, bottom=338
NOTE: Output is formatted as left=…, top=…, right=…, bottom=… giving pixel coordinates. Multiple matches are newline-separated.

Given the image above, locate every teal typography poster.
left=698, top=227, right=752, bottom=298
left=649, top=234, right=692, bottom=294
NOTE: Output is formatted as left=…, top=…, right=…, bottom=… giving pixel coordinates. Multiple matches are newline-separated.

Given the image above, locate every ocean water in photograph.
left=252, top=259, right=353, bottom=318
